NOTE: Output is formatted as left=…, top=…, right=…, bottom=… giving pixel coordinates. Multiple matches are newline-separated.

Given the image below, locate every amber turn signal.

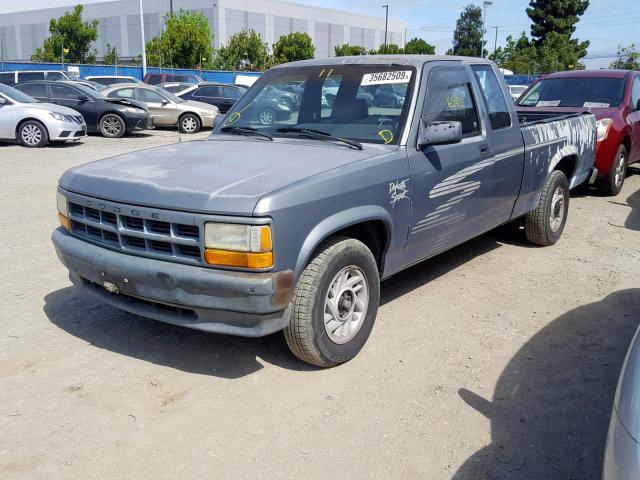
left=204, top=249, right=273, bottom=268
left=58, top=213, right=71, bottom=231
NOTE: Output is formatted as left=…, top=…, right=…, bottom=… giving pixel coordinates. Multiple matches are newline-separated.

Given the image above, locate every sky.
left=2, top=0, right=637, bottom=69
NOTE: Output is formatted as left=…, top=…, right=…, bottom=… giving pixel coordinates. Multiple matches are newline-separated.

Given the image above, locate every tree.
left=213, top=30, right=270, bottom=71
left=376, top=43, right=403, bottom=54
left=527, top=0, right=589, bottom=58
left=334, top=44, right=368, bottom=56
left=31, top=5, right=98, bottom=64
left=145, top=9, right=214, bottom=69
left=103, top=43, right=119, bottom=65
left=403, top=38, right=435, bottom=55
left=447, top=4, right=485, bottom=57
left=610, top=44, right=640, bottom=70
left=273, top=32, right=315, bottom=64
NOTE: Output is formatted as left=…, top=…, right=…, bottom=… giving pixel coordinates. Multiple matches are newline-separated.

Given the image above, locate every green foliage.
left=376, top=44, right=403, bottom=54
left=334, top=44, right=368, bottom=56
left=145, top=9, right=214, bottom=69
left=610, top=44, right=640, bottom=71
left=103, top=43, right=119, bottom=65
left=30, top=5, right=98, bottom=64
left=273, top=32, right=315, bottom=64
left=527, top=0, right=589, bottom=58
left=447, top=4, right=486, bottom=57
left=403, top=38, right=436, bottom=55
left=213, top=30, right=270, bottom=71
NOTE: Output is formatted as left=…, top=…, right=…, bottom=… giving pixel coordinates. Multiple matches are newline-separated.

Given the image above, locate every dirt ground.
left=1, top=129, right=639, bottom=480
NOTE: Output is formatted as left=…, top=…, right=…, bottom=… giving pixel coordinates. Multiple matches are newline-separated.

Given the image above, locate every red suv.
left=517, top=70, right=640, bottom=195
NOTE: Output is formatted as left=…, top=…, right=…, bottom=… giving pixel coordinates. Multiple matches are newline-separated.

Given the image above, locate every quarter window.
left=472, top=65, right=512, bottom=130
left=18, top=72, right=45, bottom=82
left=111, top=88, right=135, bottom=99
left=423, top=67, right=481, bottom=137
left=632, top=76, right=640, bottom=111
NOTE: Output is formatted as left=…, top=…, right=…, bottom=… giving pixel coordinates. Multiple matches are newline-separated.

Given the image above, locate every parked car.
left=157, top=82, right=196, bottom=95
left=101, top=83, right=218, bottom=133
left=177, top=83, right=247, bottom=113
left=0, top=70, right=71, bottom=86
left=508, top=85, right=528, bottom=102
left=14, top=80, right=152, bottom=138
left=52, top=56, right=596, bottom=367
left=85, top=75, right=142, bottom=86
left=0, top=83, right=86, bottom=147
left=517, top=69, right=640, bottom=195
left=603, top=324, right=640, bottom=479
left=63, top=79, right=106, bottom=91
left=143, top=73, right=203, bottom=85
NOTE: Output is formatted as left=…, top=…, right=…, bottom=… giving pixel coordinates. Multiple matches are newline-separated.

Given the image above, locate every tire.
left=257, top=107, right=276, bottom=126
left=18, top=120, right=48, bottom=148
left=525, top=170, right=570, bottom=246
left=284, top=237, right=380, bottom=367
left=99, top=113, right=126, bottom=138
left=179, top=113, right=201, bottom=134
left=599, top=144, right=627, bottom=196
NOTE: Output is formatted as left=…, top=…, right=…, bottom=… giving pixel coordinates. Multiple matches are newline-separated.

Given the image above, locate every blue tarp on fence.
left=0, top=61, right=262, bottom=83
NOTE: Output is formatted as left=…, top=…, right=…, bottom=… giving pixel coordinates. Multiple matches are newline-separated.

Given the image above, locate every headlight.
left=56, top=191, right=70, bottom=230
left=596, top=118, right=613, bottom=142
left=204, top=223, right=273, bottom=268
left=50, top=112, right=72, bottom=122
left=123, top=107, right=143, bottom=114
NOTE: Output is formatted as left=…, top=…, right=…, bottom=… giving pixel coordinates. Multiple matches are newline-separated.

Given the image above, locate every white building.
left=0, top=0, right=406, bottom=61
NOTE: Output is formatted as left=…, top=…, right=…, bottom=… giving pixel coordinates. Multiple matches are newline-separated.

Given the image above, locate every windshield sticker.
left=361, top=70, right=412, bottom=86
left=222, top=102, right=253, bottom=127
left=536, top=100, right=561, bottom=107
left=446, top=95, right=465, bottom=110
left=583, top=101, right=610, bottom=108
left=378, top=129, right=394, bottom=144
left=389, top=178, right=410, bottom=208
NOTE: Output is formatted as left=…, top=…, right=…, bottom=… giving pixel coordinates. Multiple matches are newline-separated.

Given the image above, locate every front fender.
left=294, top=205, right=393, bottom=278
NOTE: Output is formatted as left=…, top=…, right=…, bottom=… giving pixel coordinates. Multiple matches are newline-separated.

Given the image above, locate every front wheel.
left=257, top=107, right=276, bottom=126
left=18, top=120, right=48, bottom=147
left=525, top=170, right=570, bottom=246
left=599, top=144, right=627, bottom=196
left=284, top=237, right=380, bottom=367
left=99, top=113, right=125, bottom=138
left=179, top=113, right=201, bottom=134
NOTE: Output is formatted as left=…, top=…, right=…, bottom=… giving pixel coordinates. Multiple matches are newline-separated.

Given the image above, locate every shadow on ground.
left=624, top=166, right=640, bottom=231
left=454, top=288, right=640, bottom=480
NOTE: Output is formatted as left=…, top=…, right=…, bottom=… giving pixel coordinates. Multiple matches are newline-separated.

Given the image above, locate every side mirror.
left=78, top=95, right=90, bottom=103
left=0, top=97, right=6, bottom=105
left=418, top=120, right=463, bottom=148
left=161, top=99, right=169, bottom=105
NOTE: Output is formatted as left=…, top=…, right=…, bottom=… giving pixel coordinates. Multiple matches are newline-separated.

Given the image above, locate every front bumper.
left=603, top=408, right=640, bottom=480
left=52, top=228, right=293, bottom=336
left=47, top=118, right=87, bottom=141
left=201, top=114, right=216, bottom=128
left=124, top=112, right=153, bottom=132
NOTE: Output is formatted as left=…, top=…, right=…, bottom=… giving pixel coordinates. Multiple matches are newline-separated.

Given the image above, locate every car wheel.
left=18, top=120, right=48, bottom=148
left=179, top=113, right=201, bottom=134
left=600, top=144, right=627, bottom=196
left=284, top=237, right=380, bottom=367
left=257, top=107, right=276, bottom=126
left=99, top=113, right=125, bottom=138
left=525, top=170, right=569, bottom=246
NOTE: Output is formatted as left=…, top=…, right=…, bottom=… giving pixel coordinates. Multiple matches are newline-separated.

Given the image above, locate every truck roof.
left=275, top=54, right=496, bottom=69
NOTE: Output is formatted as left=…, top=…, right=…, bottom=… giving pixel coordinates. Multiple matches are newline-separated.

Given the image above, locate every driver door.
left=0, top=96, right=13, bottom=138
left=136, top=88, right=172, bottom=125
left=629, top=75, right=640, bottom=163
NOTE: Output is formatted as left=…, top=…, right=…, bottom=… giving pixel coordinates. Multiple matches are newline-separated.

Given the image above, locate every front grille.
left=72, top=115, right=84, bottom=124
left=68, top=201, right=201, bottom=263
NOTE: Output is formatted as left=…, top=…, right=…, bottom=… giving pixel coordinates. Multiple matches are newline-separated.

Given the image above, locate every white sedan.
left=0, top=84, right=86, bottom=147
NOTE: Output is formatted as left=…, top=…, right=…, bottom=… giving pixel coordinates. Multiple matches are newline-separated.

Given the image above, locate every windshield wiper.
left=220, top=126, right=273, bottom=141
left=277, top=127, right=363, bottom=150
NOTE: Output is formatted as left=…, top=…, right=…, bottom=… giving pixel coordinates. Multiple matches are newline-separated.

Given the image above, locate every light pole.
left=493, top=26, right=498, bottom=55
left=382, top=4, right=389, bottom=51
left=481, top=1, right=493, bottom=58
left=139, top=0, right=147, bottom=77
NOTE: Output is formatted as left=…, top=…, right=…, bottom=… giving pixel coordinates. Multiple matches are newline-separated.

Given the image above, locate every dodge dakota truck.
left=53, top=56, right=596, bottom=367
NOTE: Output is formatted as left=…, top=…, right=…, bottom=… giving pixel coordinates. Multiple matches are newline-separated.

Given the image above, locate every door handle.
left=479, top=144, right=491, bottom=155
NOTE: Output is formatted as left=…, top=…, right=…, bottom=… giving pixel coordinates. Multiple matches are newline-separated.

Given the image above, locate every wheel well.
left=554, top=155, right=577, bottom=181
left=179, top=111, right=201, bottom=123
left=622, top=136, right=631, bottom=156
left=16, top=118, right=49, bottom=138
left=329, top=220, right=389, bottom=271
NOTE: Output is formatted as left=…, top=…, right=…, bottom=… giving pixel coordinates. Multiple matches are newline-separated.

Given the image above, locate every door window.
left=632, top=76, right=640, bottom=111
left=471, top=65, right=512, bottom=130
left=222, top=87, right=242, bottom=99
left=137, top=88, right=165, bottom=103
left=18, top=83, right=48, bottom=98
left=18, top=72, right=45, bottom=82
left=423, top=67, right=481, bottom=137
left=0, top=73, right=14, bottom=85
left=50, top=84, right=82, bottom=100
left=196, top=86, right=222, bottom=97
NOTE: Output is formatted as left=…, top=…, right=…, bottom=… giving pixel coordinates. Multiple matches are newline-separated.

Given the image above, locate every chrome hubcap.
left=103, top=116, right=122, bottom=136
left=549, top=186, right=565, bottom=232
left=259, top=110, right=274, bottom=125
left=614, top=154, right=625, bottom=187
left=182, top=116, right=197, bottom=132
left=21, top=124, right=42, bottom=145
left=324, top=266, right=369, bottom=344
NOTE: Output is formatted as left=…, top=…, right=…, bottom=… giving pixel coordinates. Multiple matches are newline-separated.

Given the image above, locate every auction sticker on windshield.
left=361, top=70, right=412, bottom=86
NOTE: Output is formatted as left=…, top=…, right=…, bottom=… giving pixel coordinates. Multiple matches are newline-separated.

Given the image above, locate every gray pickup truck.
left=53, top=56, right=596, bottom=367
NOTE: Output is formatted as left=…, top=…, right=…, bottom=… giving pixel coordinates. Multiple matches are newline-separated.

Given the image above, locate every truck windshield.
left=215, top=65, right=417, bottom=145
left=518, top=77, right=626, bottom=108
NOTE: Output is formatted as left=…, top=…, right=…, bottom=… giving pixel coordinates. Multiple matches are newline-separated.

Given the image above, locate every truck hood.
left=59, top=136, right=382, bottom=215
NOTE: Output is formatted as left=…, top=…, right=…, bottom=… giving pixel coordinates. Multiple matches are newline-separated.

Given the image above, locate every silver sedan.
left=0, top=84, right=86, bottom=147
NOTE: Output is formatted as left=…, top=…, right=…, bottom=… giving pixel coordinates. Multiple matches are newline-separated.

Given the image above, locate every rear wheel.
left=257, top=107, right=276, bottom=126
left=284, top=237, right=380, bottom=367
left=179, top=113, right=201, bottom=134
left=18, top=120, right=48, bottom=148
left=525, top=170, right=569, bottom=246
left=99, top=113, right=125, bottom=138
left=599, top=144, right=627, bottom=196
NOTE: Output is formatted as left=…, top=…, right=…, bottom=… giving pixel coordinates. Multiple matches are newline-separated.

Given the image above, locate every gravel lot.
left=1, top=130, right=639, bottom=479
